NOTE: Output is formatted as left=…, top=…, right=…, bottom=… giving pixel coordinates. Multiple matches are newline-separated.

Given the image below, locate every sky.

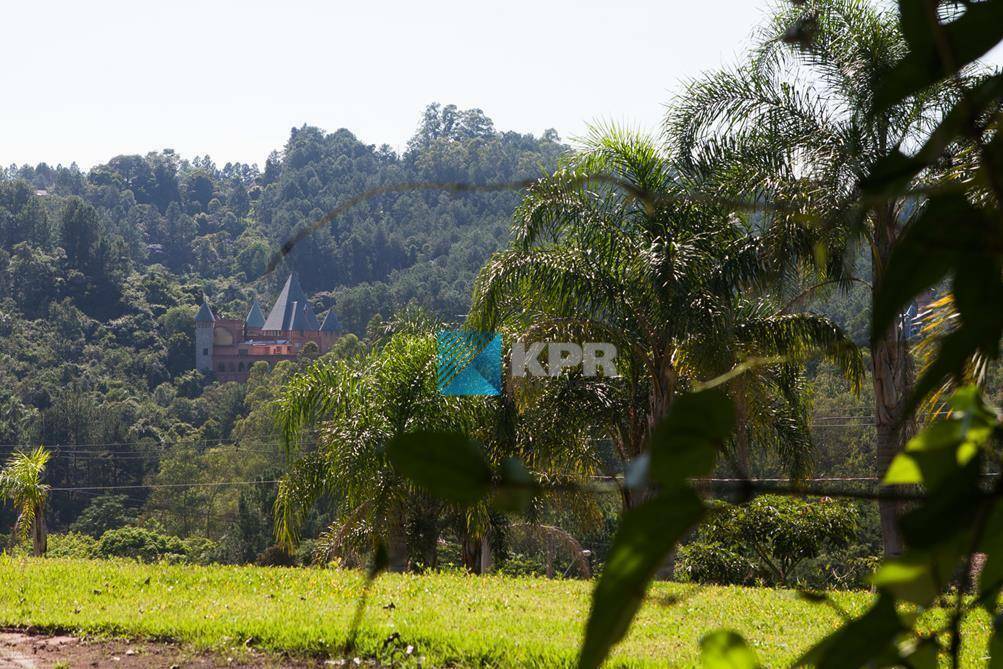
left=2, top=1, right=1001, bottom=169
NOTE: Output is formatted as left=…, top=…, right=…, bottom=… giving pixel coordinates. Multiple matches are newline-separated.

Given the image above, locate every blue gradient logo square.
left=436, top=330, right=502, bottom=396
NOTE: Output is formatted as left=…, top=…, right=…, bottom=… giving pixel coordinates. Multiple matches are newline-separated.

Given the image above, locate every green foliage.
left=679, top=496, right=859, bottom=587
left=43, top=532, right=98, bottom=559
left=95, top=527, right=188, bottom=563
left=69, top=494, right=135, bottom=538
left=678, top=541, right=758, bottom=587
left=0, top=446, right=52, bottom=556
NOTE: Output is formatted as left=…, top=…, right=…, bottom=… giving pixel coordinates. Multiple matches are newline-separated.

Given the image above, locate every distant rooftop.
left=262, top=273, right=321, bottom=331
left=245, top=300, right=265, bottom=328
left=195, top=299, right=216, bottom=322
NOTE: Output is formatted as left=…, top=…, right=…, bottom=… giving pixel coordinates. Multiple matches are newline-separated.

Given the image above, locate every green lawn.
left=0, top=557, right=992, bottom=667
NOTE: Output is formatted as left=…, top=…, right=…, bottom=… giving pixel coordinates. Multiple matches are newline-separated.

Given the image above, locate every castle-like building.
left=195, top=273, right=340, bottom=382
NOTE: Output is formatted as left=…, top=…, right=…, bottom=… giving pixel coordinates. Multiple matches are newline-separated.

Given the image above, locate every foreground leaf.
left=877, top=0, right=1003, bottom=109
left=649, top=388, right=735, bottom=486
left=700, top=631, right=761, bottom=668
left=578, top=488, right=705, bottom=669
left=796, top=594, right=903, bottom=668
left=385, top=430, right=492, bottom=504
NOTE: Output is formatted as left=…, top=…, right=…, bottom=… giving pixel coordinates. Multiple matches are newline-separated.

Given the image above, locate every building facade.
left=195, top=273, right=340, bottom=383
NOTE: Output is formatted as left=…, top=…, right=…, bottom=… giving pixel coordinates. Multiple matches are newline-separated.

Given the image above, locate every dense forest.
left=0, top=104, right=566, bottom=560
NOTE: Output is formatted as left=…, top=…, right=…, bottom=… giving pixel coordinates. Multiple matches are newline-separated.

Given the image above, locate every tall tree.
left=666, top=0, right=963, bottom=554
left=470, top=126, right=861, bottom=509
left=0, top=447, right=52, bottom=556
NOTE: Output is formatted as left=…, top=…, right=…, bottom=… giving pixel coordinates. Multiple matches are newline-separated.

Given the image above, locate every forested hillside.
left=0, top=104, right=565, bottom=553
left=0, top=101, right=943, bottom=564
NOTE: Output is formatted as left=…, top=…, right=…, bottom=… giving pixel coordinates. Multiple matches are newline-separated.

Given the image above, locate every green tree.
left=69, top=493, right=135, bottom=538
left=471, top=126, right=861, bottom=507
left=0, top=447, right=52, bottom=556
left=274, top=332, right=482, bottom=571
left=0, top=181, right=50, bottom=248
left=666, top=0, right=967, bottom=554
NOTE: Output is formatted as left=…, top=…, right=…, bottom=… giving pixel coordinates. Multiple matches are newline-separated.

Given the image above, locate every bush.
left=181, top=536, right=223, bottom=565
left=678, top=495, right=861, bottom=588
left=46, top=532, right=99, bottom=559
left=96, top=527, right=188, bottom=562
left=293, top=539, right=316, bottom=566
left=677, top=541, right=757, bottom=586
left=255, top=544, right=296, bottom=567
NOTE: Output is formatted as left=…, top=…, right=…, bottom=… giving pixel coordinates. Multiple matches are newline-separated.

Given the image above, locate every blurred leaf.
left=578, top=488, right=705, bottom=669
left=871, top=194, right=981, bottom=343
left=386, top=430, right=491, bottom=504
left=899, top=460, right=981, bottom=549
left=796, top=594, right=903, bottom=668
left=865, top=75, right=1003, bottom=196
left=871, top=541, right=965, bottom=605
left=700, top=630, right=761, bottom=668
left=649, top=389, right=735, bottom=487
left=877, top=0, right=1003, bottom=109
left=491, top=457, right=536, bottom=513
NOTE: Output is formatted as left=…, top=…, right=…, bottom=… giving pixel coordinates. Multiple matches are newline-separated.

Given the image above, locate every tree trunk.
left=386, top=511, right=408, bottom=572
left=32, top=501, right=47, bottom=557
left=461, top=533, right=480, bottom=573
left=872, top=210, right=913, bottom=557
left=479, top=535, right=493, bottom=574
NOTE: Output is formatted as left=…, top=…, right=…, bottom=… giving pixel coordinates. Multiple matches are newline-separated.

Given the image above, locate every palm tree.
left=274, top=331, right=475, bottom=571
left=470, top=125, right=862, bottom=508
left=666, top=0, right=964, bottom=554
left=275, top=313, right=607, bottom=573
left=0, top=446, right=52, bottom=556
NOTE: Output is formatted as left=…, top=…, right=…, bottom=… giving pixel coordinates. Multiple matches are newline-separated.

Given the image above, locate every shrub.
left=96, top=527, right=187, bottom=562
left=255, top=544, right=296, bottom=567
left=677, top=541, right=757, bottom=586
left=45, top=532, right=99, bottom=559
left=181, top=536, right=223, bottom=565
left=678, top=495, right=860, bottom=588
left=293, top=539, right=316, bottom=566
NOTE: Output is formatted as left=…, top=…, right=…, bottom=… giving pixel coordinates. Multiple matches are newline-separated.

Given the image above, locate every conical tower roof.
left=262, top=273, right=320, bottom=331
left=195, top=298, right=216, bottom=323
left=320, top=309, right=341, bottom=333
left=245, top=300, right=265, bottom=328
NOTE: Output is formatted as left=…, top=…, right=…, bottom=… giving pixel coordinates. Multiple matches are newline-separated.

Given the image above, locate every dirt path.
left=0, top=632, right=359, bottom=668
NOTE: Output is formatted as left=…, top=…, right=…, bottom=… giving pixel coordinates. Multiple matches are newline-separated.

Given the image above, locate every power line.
left=48, top=479, right=281, bottom=493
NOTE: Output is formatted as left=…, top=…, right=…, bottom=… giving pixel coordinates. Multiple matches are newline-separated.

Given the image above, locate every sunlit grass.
left=0, top=557, right=990, bottom=667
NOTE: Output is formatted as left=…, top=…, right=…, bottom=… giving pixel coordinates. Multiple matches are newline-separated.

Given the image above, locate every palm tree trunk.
left=32, top=501, right=47, bottom=557
left=479, top=535, right=493, bottom=574
left=872, top=209, right=912, bottom=557
left=386, top=510, right=408, bottom=572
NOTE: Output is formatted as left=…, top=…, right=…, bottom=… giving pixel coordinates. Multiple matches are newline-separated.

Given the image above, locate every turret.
left=195, top=298, right=216, bottom=372
left=245, top=300, right=265, bottom=330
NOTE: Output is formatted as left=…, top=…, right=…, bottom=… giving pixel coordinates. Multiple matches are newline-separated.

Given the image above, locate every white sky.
left=2, top=1, right=1000, bottom=169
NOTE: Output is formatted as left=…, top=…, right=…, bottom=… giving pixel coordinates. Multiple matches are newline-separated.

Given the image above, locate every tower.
left=195, top=298, right=216, bottom=372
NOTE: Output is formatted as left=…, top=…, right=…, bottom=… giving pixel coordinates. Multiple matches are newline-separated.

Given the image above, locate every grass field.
left=0, top=557, right=992, bottom=667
